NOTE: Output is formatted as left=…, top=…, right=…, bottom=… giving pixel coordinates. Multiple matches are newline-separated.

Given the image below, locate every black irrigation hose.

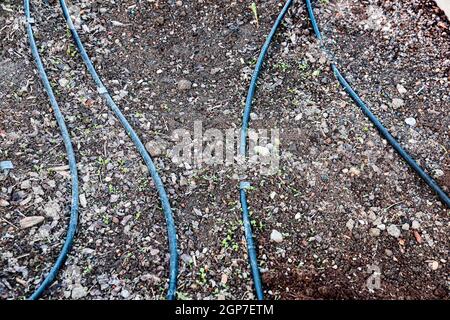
left=239, top=0, right=294, bottom=300
left=305, top=0, right=450, bottom=208
left=58, top=0, right=179, bottom=299
left=24, top=0, right=80, bottom=300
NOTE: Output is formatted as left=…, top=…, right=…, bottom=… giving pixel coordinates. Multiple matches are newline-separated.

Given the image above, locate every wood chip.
left=19, top=216, right=44, bottom=229
left=413, top=230, right=422, bottom=244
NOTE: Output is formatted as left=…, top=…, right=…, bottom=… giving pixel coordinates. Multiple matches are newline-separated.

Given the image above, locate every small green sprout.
left=250, top=3, right=259, bottom=27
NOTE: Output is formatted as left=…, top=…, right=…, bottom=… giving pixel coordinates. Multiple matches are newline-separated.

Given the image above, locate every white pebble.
left=346, top=219, right=355, bottom=231
left=392, top=98, right=404, bottom=109
left=270, top=230, right=283, bottom=243
left=405, top=117, right=416, bottom=126
left=412, top=220, right=420, bottom=230
left=396, top=84, right=407, bottom=94
left=387, top=224, right=401, bottom=238
left=121, top=289, right=130, bottom=299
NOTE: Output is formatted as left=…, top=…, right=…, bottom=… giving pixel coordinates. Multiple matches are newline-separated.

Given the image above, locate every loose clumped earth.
left=0, top=0, right=448, bottom=300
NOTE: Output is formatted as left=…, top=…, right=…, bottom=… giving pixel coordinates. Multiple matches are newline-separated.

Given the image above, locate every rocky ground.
left=0, top=0, right=448, bottom=300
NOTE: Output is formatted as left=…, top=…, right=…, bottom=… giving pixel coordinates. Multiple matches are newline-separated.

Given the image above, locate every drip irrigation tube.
left=239, top=0, right=294, bottom=300
left=24, top=0, right=80, bottom=300
left=305, top=0, right=450, bottom=208
left=58, top=0, right=178, bottom=299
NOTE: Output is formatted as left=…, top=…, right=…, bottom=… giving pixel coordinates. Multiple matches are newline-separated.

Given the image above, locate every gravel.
left=405, top=117, right=417, bottom=126
left=369, top=228, right=381, bottom=237
left=391, top=98, right=405, bottom=109
left=1, top=0, right=448, bottom=301
left=71, top=285, right=88, bottom=300
left=411, top=220, right=421, bottom=230
left=270, top=230, right=283, bottom=243
left=177, top=79, right=192, bottom=91
left=387, top=224, right=401, bottom=238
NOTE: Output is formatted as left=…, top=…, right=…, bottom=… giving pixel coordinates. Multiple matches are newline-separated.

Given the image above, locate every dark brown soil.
left=0, top=0, right=448, bottom=300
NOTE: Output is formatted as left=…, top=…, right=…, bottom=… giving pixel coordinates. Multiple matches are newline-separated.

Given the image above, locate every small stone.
left=82, top=248, right=94, bottom=255
left=385, top=249, right=393, bottom=256
left=254, top=146, right=270, bottom=157
left=411, top=220, right=420, bottom=230
left=178, top=79, right=192, bottom=90
left=349, top=167, right=360, bottom=176
left=391, top=98, right=404, bottom=109
left=44, top=201, right=60, bottom=219
left=58, top=78, right=69, bottom=87
left=32, top=186, right=44, bottom=196
left=145, top=141, right=162, bottom=157
left=71, top=284, right=87, bottom=299
left=79, top=194, right=87, bottom=208
left=111, top=20, right=126, bottom=27
left=221, top=274, right=228, bottom=285
left=368, top=211, right=377, bottom=221
left=428, top=260, right=439, bottom=271
left=405, top=117, right=416, bottom=126
left=20, top=180, right=31, bottom=189
left=387, top=224, right=401, bottom=238
left=20, top=216, right=45, bottom=229
left=155, top=17, right=164, bottom=25
left=110, top=194, right=119, bottom=203
left=401, top=223, right=410, bottom=231
left=434, top=169, right=444, bottom=178
left=121, top=215, right=132, bottom=226
left=377, top=224, right=386, bottom=231
left=346, top=219, right=355, bottom=231
left=294, top=213, right=301, bottom=220
left=150, top=249, right=160, bottom=256
left=120, top=289, right=130, bottom=299
left=396, top=84, right=407, bottom=94
left=0, top=199, right=9, bottom=207
left=369, top=228, right=381, bottom=237
left=181, top=254, right=193, bottom=263
left=210, top=67, right=221, bottom=75
left=270, top=229, right=283, bottom=243
left=373, top=217, right=382, bottom=226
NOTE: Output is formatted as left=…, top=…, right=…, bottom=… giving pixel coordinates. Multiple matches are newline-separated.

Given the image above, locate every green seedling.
left=198, top=267, right=207, bottom=285
left=276, top=62, right=289, bottom=72
left=298, top=60, right=309, bottom=71
left=312, top=69, right=321, bottom=77
left=66, top=44, right=77, bottom=58
left=250, top=3, right=259, bottom=27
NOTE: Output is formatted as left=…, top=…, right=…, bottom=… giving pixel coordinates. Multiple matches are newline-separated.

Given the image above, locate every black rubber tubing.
left=25, top=0, right=80, bottom=300
left=305, top=0, right=450, bottom=208
left=58, top=0, right=179, bottom=299
left=239, top=0, right=294, bottom=300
